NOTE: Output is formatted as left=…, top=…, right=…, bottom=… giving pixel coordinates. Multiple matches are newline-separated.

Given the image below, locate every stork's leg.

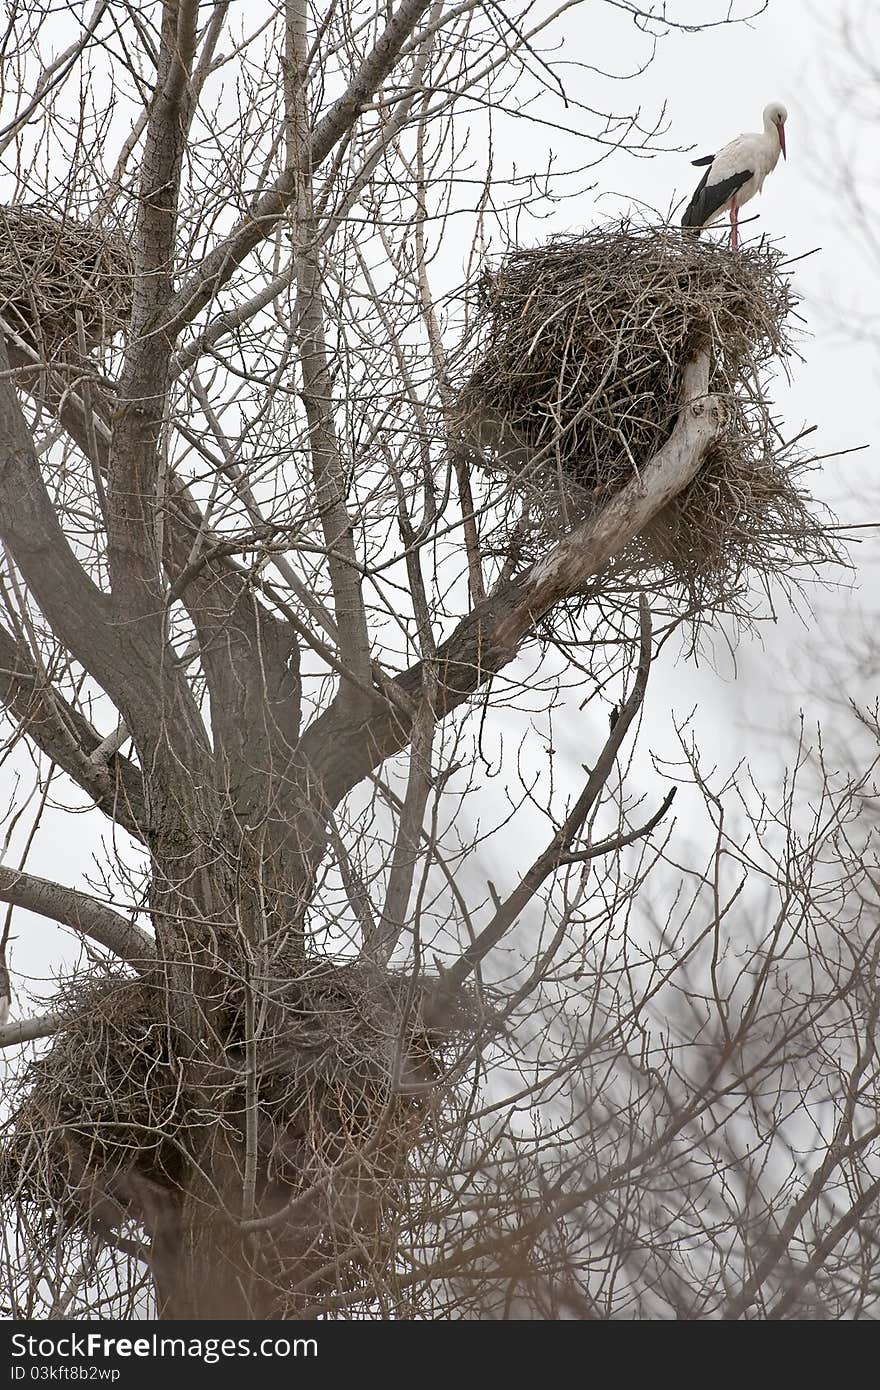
left=730, top=202, right=739, bottom=251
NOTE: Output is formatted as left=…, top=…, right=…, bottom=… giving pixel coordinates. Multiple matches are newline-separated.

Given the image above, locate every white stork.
left=682, top=101, right=787, bottom=249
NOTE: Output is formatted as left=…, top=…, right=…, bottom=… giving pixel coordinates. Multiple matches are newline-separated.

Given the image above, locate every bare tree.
left=2, top=0, right=871, bottom=1323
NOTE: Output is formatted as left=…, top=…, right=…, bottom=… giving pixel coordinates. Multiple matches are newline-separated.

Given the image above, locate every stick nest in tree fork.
left=0, top=959, right=477, bottom=1309
left=0, top=205, right=132, bottom=358
left=454, top=223, right=839, bottom=617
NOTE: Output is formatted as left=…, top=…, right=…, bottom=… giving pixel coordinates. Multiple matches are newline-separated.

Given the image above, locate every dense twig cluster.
left=457, top=223, right=837, bottom=612
left=0, top=206, right=131, bottom=356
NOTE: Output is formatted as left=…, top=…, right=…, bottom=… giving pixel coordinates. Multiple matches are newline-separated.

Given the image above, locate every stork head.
left=763, top=102, right=788, bottom=159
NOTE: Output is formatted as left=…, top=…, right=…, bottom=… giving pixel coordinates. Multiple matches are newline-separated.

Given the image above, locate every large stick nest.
left=0, top=205, right=132, bottom=357
left=0, top=959, right=474, bottom=1302
left=455, top=223, right=838, bottom=615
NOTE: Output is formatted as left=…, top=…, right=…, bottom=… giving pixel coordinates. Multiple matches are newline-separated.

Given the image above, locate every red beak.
left=779, top=123, right=786, bottom=159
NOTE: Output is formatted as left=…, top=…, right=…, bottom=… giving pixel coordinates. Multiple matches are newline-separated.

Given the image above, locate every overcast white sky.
left=2, top=0, right=878, bottom=1010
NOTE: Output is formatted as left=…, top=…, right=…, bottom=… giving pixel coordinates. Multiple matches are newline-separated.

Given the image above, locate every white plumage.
left=682, top=102, right=787, bottom=249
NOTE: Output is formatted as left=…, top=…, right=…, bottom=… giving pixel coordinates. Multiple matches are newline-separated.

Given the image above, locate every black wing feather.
left=681, top=167, right=752, bottom=230
left=691, top=153, right=715, bottom=167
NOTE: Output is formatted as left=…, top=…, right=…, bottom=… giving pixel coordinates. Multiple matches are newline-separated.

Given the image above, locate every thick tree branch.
left=0, top=620, right=147, bottom=838
left=3, top=337, right=301, bottom=806
left=106, top=0, right=192, bottom=567
left=103, top=0, right=216, bottom=791
left=1, top=333, right=307, bottom=890
left=0, top=868, right=154, bottom=969
left=0, top=337, right=138, bottom=710
left=300, top=351, right=721, bottom=812
left=92, top=1, right=229, bottom=227
left=286, top=0, right=373, bottom=710
left=0, top=1012, right=59, bottom=1048
left=0, top=333, right=210, bottom=801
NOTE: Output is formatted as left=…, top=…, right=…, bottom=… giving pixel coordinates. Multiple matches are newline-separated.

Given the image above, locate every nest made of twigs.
left=0, top=205, right=132, bottom=357
left=0, top=958, right=473, bottom=1274
left=455, top=222, right=837, bottom=615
